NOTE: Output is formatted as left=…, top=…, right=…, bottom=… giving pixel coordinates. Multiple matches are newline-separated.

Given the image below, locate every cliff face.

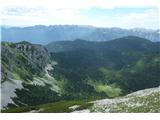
left=1, top=41, right=59, bottom=109
left=1, top=41, right=51, bottom=82
left=15, top=41, right=50, bottom=68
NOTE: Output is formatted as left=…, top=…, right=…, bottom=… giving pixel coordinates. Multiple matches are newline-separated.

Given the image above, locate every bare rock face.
left=1, top=41, right=56, bottom=109
left=1, top=41, right=51, bottom=82
left=15, top=41, right=51, bottom=72
left=1, top=80, right=23, bottom=109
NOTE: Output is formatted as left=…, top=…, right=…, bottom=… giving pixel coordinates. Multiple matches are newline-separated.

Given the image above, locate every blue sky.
left=76, top=7, right=159, bottom=29
left=81, top=7, right=155, bottom=17
left=1, top=0, right=159, bottom=29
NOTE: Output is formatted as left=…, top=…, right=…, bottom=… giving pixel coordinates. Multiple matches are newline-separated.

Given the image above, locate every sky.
left=0, top=0, right=159, bottom=29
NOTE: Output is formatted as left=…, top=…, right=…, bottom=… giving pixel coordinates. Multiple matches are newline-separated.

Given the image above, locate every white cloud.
left=0, top=0, right=115, bottom=9
left=1, top=6, right=84, bottom=26
left=0, top=0, right=160, bottom=9
left=0, top=0, right=159, bottom=29
left=118, top=9, right=159, bottom=29
left=70, top=8, right=159, bottom=29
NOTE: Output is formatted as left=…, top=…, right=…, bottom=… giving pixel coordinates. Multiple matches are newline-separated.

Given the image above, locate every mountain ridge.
left=2, top=25, right=160, bottom=44
left=46, top=36, right=160, bottom=53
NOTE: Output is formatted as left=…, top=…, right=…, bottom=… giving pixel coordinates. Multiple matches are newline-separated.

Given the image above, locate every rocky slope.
left=1, top=41, right=60, bottom=109
left=73, top=87, right=160, bottom=113
left=1, top=41, right=50, bottom=81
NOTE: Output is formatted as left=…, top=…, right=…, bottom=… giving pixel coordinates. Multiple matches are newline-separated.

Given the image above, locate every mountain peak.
left=16, top=41, right=32, bottom=45
left=107, top=36, right=151, bottom=44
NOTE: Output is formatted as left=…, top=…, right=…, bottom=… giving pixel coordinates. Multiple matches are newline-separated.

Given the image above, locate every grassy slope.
left=1, top=100, right=93, bottom=113
left=2, top=87, right=160, bottom=113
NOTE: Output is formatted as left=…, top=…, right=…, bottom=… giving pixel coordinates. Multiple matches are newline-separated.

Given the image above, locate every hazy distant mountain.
left=1, top=25, right=160, bottom=44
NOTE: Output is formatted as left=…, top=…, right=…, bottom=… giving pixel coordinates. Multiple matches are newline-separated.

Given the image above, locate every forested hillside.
left=1, top=36, right=160, bottom=112
left=48, top=36, right=160, bottom=98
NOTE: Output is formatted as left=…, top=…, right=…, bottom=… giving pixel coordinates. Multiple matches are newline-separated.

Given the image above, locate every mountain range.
left=2, top=25, right=160, bottom=44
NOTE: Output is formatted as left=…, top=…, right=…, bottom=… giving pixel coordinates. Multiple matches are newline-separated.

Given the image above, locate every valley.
left=1, top=36, right=160, bottom=113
